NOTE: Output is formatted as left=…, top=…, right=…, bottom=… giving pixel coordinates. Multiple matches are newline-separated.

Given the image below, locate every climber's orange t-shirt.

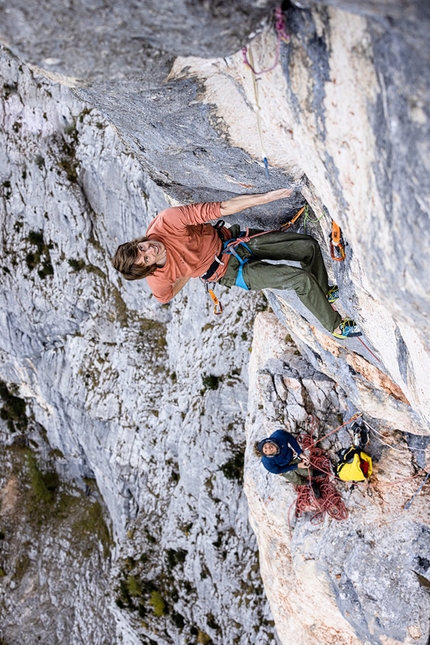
left=145, top=202, right=231, bottom=303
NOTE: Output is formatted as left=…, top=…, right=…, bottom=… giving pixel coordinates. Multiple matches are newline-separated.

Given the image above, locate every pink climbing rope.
left=242, top=6, right=290, bottom=76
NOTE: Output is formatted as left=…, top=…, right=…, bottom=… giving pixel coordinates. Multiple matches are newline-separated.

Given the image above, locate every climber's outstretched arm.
left=220, top=188, right=293, bottom=217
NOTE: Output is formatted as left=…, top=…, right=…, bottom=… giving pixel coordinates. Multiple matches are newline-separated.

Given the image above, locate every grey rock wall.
left=2, top=0, right=427, bottom=430
left=0, top=50, right=278, bottom=645
left=246, top=312, right=430, bottom=645
left=0, top=0, right=276, bottom=75
left=1, top=0, right=429, bottom=644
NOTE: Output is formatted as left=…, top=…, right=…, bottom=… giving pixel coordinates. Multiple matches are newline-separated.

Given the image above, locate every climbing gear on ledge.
left=330, top=221, right=346, bottom=261
left=332, top=317, right=362, bottom=339
left=352, top=421, right=370, bottom=449
left=405, top=470, right=430, bottom=510
left=336, top=446, right=373, bottom=482
left=327, top=285, right=339, bottom=304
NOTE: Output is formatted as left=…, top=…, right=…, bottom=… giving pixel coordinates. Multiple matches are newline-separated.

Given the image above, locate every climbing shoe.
left=332, top=318, right=362, bottom=339
left=327, top=285, right=339, bottom=304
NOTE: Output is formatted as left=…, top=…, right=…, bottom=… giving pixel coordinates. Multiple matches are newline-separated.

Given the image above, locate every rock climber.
left=254, top=428, right=314, bottom=486
left=112, top=188, right=359, bottom=339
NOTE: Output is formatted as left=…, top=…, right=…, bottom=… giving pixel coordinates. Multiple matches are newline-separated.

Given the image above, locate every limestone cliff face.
left=1, top=0, right=428, bottom=429
left=246, top=313, right=430, bottom=645
left=0, top=1, right=429, bottom=644
left=0, top=51, right=277, bottom=645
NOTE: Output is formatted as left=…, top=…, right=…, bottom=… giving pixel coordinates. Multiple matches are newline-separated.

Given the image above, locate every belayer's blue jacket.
left=259, top=429, right=303, bottom=474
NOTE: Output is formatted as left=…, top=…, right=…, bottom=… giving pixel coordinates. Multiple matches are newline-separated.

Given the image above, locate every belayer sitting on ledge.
left=112, top=189, right=360, bottom=339
left=254, top=429, right=314, bottom=486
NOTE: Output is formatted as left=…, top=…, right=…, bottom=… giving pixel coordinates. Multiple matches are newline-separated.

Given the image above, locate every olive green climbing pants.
left=219, top=228, right=342, bottom=333
left=279, top=458, right=313, bottom=485
left=280, top=466, right=310, bottom=486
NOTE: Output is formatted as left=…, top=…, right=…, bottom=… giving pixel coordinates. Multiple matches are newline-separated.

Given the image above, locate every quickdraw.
left=330, top=221, right=346, bottom=261
left=242, top=7, right=290, bottom=76
left=242, top=7, right=290, bottom=178
left=280, top=205, right=306, bottom=231
left=206, top=284, right=223, bottom=315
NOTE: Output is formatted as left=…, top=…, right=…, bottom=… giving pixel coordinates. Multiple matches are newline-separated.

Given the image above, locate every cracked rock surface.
left=0, top=0, right=429, bottom=643
left=0, top=52, right=277, bottom=645
left=246, top=313, right=430, bottom=645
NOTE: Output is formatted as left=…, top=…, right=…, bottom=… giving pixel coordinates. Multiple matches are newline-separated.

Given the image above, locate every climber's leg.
left=280, top=468, right=310, bottom=486
left=242, top=260, right=342, bottom=333
left=247, top=231, right=330, bottom=295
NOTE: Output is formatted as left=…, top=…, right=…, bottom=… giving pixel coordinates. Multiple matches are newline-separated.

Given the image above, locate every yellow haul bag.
left=336, top=448, right=373, bottom=482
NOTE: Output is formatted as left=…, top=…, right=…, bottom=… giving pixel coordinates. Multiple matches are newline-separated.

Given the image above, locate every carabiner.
left=208, top=288, right=223, bottom=315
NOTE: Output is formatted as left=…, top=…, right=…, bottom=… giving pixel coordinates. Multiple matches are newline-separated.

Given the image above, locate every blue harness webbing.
left=223, top=234, right=253, bottom=290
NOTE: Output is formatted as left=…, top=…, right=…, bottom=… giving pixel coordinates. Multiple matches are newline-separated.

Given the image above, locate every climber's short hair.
left=112, top=236, right=157, bottom=281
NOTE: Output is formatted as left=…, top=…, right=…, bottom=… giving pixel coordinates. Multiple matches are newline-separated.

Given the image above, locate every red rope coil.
left=294, top=434, right=348, bottom=523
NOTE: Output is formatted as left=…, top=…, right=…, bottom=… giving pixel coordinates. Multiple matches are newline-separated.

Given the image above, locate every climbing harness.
left=242, top=7, right=290, bottom=177
left=201, top=223, right=261, bottom=310
left=202, top=208, right=309, bottom=314
left=222, top=215, right=310, bottom=275
left=222, top=234, right=254, bottom=290
left=330, top=221, right=346, bottom=261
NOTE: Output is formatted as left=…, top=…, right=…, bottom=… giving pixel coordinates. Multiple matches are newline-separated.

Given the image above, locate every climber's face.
left=135, top=240, right=166, bottom=268
left=262, top=442, right=278, bottom=456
